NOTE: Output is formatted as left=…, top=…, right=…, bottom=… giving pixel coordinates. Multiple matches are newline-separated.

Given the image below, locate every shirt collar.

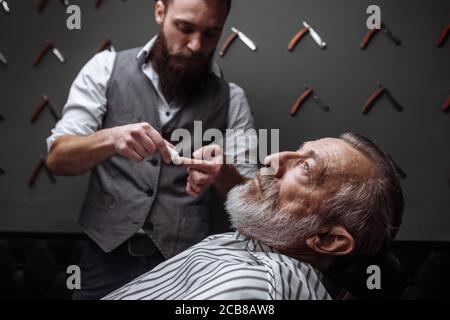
left=136, top=35, right=223, bottom=78
left=233, top=231, right=278, bottom=254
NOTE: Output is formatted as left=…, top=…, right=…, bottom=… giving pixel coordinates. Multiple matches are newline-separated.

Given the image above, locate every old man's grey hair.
left=315, top=132, right=404, bottom=256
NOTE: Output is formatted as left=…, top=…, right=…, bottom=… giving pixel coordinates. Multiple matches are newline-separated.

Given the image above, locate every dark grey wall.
left=0, top=0, right=449, bottom=240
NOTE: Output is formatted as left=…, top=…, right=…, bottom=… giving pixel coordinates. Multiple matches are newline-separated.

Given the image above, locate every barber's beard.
left=149, top=32, right=212, bottom=105
left=225, top=173, right=318, bottom=251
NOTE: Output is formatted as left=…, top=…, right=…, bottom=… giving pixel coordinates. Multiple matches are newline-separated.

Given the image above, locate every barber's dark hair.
left=315, top=132, right=404, bottom=256
left=157, top=0, right=232, bottom=15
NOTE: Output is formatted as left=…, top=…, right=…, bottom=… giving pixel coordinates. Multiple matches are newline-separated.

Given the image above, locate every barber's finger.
left=180, top=158, right=216, bottom=173
left=188, top=169, right=210, bottom=185
left=193, top=144, right=222, bottom=161
left=131, top=130, right=157, bottom=157
left=126, top=138, right=148, bottom=160
left=187, top=177, right=204, bottom=194
left=145, top=126, right=171, bottom=164
left=143, top=137, right=157, bottom=156
left=165, top=141, right=176, bottom=149
left=124, top=147, right=145, bottom=162
left=179, top=156, right=207, bottom=166
left=186, top=182, right=200, bottom=198
left=187, top=176, right=202, bottom=190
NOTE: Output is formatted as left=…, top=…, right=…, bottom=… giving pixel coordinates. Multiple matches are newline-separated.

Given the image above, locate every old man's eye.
left=302, top=162, right=310, bottom=172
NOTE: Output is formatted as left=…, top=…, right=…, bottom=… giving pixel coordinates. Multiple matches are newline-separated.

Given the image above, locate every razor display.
left=38, top=0, right=70, bottom=13
left=29, top=157, right=56, bottom=187
left=388, top=154, right=407, bottom=179
left=0, top=51, right=6, bottom=65
left=363, top=82, right=403, bottom=114
left=33, top=41, right=65, bottom=66
left=443, top=95, right=450, bottom=112
left=220, top=27, right=257, bottom=57
left=288, top=21, right=326, bottom=51
left=360, top=23, right=402, bottom=49
left=0, top=0, right=10, bottom=13
left=437, top=24, right=450, bottom=47
left=31, top=95, right=61, bottom=124
left=291, top=85, right=331, bottom=116
left=96, top=0, right=127, bottom=9
left=97, top=39, right=116, bottom=53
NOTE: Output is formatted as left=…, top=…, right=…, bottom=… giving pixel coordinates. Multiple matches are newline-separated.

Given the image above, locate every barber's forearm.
left=46, top=129, right=116, bottom=176
left=213, top=164, right=248, bottom=199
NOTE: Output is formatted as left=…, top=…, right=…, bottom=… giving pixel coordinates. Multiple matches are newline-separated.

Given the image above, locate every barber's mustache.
left=172, top=52, right=208, bottom=63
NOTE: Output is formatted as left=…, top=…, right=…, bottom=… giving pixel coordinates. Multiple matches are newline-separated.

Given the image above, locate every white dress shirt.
left=47, top=36, right=257, bottom=178
left=103, top=232, right=332, bottom=300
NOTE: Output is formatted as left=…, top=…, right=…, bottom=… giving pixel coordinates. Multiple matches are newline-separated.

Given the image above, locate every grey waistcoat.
left=78, top=48, right=230, bottom=258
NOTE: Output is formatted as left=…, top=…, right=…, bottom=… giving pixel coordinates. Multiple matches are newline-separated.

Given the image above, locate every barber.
left=46, top=0, right=256, bottom=299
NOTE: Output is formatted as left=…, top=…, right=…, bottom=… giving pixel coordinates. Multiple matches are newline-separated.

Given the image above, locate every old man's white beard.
left=225, top=175, right=318, bottom=251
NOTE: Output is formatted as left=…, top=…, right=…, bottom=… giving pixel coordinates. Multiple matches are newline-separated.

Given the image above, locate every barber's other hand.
left=112, top=123, right=171, bottom=164
left=180, top=144, right=224, bottom=198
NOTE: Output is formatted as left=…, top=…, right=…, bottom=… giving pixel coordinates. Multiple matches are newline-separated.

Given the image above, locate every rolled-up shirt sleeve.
left=46, top=50, right=115, bottom=152
left=227, top=83, right=258, bottom=179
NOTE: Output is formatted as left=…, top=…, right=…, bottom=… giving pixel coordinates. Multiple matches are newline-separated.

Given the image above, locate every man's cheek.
left=278, top=183, right=301, bottom=209
left=163, top=27, right=183, bottom=53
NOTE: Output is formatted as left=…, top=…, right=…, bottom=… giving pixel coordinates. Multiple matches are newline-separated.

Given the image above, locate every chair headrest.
left=325, top=249, right=404, bottom=299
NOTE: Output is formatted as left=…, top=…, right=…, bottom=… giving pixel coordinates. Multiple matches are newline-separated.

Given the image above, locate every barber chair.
left=0, top=234, right=86, bottom=300
left=324, top=249, right=404, bottom=300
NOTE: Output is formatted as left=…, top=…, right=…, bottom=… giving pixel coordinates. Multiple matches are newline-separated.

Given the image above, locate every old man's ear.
left=306, top=226, right=355, bottom=256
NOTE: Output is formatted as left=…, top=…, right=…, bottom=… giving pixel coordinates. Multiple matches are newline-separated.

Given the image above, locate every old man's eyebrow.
left=298, top=142, right=306, bottom=150
left=297, top=144, right=327, bottom=181
left=297, top=142, right=317, bottom=159
left=311, top=152, right=327, bottom=183
left=297, top=142, right=324, bottom=165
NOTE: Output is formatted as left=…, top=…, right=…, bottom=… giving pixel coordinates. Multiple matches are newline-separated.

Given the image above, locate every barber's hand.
left=180, top=145, right=224, bottom=198
left=112, top=123, right=171, bottom=164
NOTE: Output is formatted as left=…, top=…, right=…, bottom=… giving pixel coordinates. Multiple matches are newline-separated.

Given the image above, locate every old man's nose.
left=262, top=154, right=279, bottom=177
left=264, top=153, right=289, bottom=178
left=264, top=152, right=302, bottom=178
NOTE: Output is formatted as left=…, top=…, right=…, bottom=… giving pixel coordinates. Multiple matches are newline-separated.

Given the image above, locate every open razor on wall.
left=219, top=27, right=257, bottom=57
left=290, top=85, right=331, bottom=116
left=288, top=21, right=327, bottom=51
left=29, top=157, right=56, bottom=187
left=437, top=24, right=450, bottom=47
left=0, top=50, right=7, bottom=65
left=443, top=95, right=450, bottom=112
left=97, top=39, right=116, bottom=53
left=38, top=0, right=70, bottom=13
left=31, top=95, right=61, bottom=124
left=0, top=0, right=10, bottom=13
left=33, top=41, right=65, bottom=66
left=362, top=82, right=403, bottom=114
left=360, top=23, right=402, bottom=49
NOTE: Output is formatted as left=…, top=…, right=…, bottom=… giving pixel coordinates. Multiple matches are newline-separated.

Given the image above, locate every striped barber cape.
left=103, top=232, right=332, bottom=300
